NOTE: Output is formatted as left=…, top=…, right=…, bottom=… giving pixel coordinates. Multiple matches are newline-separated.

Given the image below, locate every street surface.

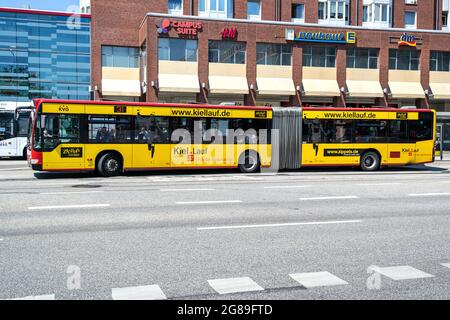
left=0, top=159, right=450, bottom=300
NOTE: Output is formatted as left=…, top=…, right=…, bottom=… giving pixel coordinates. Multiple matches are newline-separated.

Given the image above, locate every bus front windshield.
left=0, top=112, right=14, bottom=141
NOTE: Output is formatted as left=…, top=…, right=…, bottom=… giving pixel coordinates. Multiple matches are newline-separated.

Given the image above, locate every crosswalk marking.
left=111, top=285, right=167, bottom=300
left=289, top=271, right=348, bottom=288
left=370, top=266, right=434, bottom=280
left=207, top=277, right=264, bottom=295
left=6, top=294, right=55, bottom=300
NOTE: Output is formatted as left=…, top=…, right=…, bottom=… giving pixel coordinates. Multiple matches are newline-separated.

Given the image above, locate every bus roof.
left=33, top=99, right=433, bottom=114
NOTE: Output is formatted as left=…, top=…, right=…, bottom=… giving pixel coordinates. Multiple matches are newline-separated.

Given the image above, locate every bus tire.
left=98, top=153, right=122, bottom=177
left=360, top=151, right=380, bottom=171
left=238, top=151, right=260, bottom=173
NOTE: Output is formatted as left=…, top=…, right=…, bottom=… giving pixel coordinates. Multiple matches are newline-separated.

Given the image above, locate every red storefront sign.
left=220, top=27, right=237, bottom=39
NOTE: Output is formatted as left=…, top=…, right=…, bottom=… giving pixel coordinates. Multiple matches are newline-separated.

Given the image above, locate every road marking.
left=39, top=191, right=104, bottom=195
left=197, top=219, right=362, bottom=231
left=28, top=204, right=110, bottom=210
left=299, top=196, right=359, bottom=201
left=176, top=200, right=242, bottom=205
left=207, top=277, right=264, bottom=295
left=289, top=271, right=348, bottom=288
left=111, top=285, right=167, bottom=300
left=5, top=294, right=55, bottom=300
left=356, top=183, right=402, bottom=186
left=263, top=185, right=310, bottom=189
left=440, top=263, right=450, bottom=269
left=408, top=193, right=450, bottom=197
left=160, top=188, right=215, bottom=192
left=0, top=167, right=29, bottom=171
left=370, top=266, right=434, bottom=280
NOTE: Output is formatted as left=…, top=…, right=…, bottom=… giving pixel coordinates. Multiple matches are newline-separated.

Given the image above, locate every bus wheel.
left=360, top=151, right=380, bottom=171
left=239, top=151, right=260, bottom=173
left=98, top=153, right=122, bottom=177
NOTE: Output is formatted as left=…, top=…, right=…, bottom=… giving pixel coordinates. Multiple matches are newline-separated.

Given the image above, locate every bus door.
left=170, top=117, right=204, bottom=168
left=387, top=119, right=416, bottom=164
left=302, top=119, right=357, bottom=165
left=132, top=115, right=171, bottom=169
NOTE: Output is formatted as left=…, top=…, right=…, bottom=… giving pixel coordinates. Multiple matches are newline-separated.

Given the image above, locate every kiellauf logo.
left=157, top=19, right=171, bottom=34
left=398, top=32, right=416, bottom=47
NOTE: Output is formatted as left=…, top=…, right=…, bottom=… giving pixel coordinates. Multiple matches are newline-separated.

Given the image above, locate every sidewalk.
left=436, top=153, right=450, bottom=161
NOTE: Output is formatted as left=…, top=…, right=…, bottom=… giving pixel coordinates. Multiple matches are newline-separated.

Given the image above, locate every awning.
left=346, top=80, right=384, bottom=98
left=158, top=74, right=200, bottom=93
left=388, top=82, right=424, bottom=99
left=429, top=82, right=450, bottom=100
left=101, top=79, right=141, bottom=97
left=302, top=79, right=340, bottom=96
left=257, top=77, right=296, bottom=95
left=209, top=76, right=249, bottom=94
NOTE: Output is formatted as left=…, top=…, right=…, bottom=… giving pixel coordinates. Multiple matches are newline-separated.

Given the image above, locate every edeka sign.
left=157, top=18, right=203, bottom=36
left=285, top=29, right=356, bottom=44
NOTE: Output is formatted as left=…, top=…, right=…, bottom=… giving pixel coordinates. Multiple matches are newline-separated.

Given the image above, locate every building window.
left=389, top=49, right=420, bottom=70
left=141, top=42, right=147, bottom=86
left=256, top=43, right=292, bottom=66
left=404, top=11, right=416, bottom=28
left=199, top=0, right=233, bottom=18
left=209, top=41, right=246, bottom=64
left=442, top=11, right=448, bottom=29
left=102, top=46, right=139, bottom=68
left=168, top=0, right=183, bottom=15
left=362, top=1, right=392, bottom=27
left=430, top=51, right=450, bottom=72
left=303, top=46, right=336, bottom=68
left=347, top=48, right=378, bottom=69
left=158, top=38, right=198, bottom=62
left=292, top=4, right=305, bottom=22
left=318, top=0, right=349, bottom=25
left=247, top=0, right=261, bottom=21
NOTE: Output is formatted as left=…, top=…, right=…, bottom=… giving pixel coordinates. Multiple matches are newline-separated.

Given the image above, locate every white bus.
left=0, top=102, right=33, bottom=159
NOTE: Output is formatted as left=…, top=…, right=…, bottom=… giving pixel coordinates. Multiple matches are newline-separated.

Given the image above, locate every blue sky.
left=0, top=0, right=79, bottom=11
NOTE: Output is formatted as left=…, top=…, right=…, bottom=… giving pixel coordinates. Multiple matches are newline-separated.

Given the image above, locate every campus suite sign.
left=157, top=18, right=203, bottom=35
left=285, top=29, right=356, bottom=44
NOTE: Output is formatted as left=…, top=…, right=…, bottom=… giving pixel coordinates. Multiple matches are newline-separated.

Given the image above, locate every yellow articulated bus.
left=28, top=99, right=436, bottom=177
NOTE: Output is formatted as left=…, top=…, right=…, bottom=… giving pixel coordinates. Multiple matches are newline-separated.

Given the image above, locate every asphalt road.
left=0, top=159, right=450, bottom=300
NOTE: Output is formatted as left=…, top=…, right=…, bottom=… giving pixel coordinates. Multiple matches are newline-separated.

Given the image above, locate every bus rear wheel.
left=98, top=153, right=122, bottom=177
left=238, top=151, right=260, bottom=173
left=360, top=151, right=380, bottom=171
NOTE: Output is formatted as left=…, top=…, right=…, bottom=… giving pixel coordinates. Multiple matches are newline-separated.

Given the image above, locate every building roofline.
left=142, top=12, right=450, bottom=35
left=0, top=6, right=91, bottom=19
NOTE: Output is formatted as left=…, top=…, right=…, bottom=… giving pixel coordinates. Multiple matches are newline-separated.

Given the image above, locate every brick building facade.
left=90, top=0, right=450, bottom=113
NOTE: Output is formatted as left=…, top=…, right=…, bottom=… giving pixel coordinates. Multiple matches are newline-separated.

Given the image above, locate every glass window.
left=41, top=114, right=80, bottom=151
left=199, top=0, right=233, bottom=18
left=430, top=51, right=450, bottom=72
left=292, top=4, right=305, bottom=19
left=389, top=120, right=408, bottom=143
left=247, top=0, right=261, bottom=20
left=208, top=41, right=246, bottom=64
left=0, top=112, right=14, bottom=141
left=135, top=116, right=170, bottom=144
left=347, top=48, right=378, bottom=69
left=405, top=11, right=416, bottom=27
left=102, top=46, right=139, bottom=68
left=302, top=119, right=353, bottom=143
left=158, top=38, right=198, bottom=62
left=168, top=0, right=183, bottom=14
left=354, top=120, right=387, bottom=143
left=389, top=49, right=420, bottom=70
left=256, top=43, right=292, bottom=66
left=303, top=46, right=336, bottom=67
left=88, top=116, right=132, bottom=143
left=318, top=2, right=327, bottom=20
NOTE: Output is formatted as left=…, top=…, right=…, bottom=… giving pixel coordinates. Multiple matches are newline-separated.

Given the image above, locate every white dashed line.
left=299, top=196, right=359, bottom=201
left=160, top=188, right=215, bottom=192
left=176, top=200, right=242, bottom=205
left=207, top=277, right=264, bottom=295
left=289, top=271, right=348, bottom=288
left=40, top=191, right=104, bottom=195
left=5, top=294, right=55, bottom=300
left=263, top=185, right=310, bottom=189
left=408, top=193, right=450, bottom=197
left=440, top=263, right=450, bottom=269
left=111, top=285, right=167, bottom=300
left=356, top=183, right=402, bottom=186
left=28, top=204, right=110, bottom=210
left=197, top=220, right=362, bottom=230
left=370, top=266, right=434, bottom=280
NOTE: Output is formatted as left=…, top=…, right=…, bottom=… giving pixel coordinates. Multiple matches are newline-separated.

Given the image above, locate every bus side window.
left=388, top=120, right=409, bottom=143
